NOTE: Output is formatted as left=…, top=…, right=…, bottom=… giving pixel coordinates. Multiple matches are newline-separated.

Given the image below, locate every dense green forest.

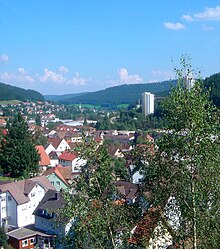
left=46, top=80, right=177, bottom=106
left=45, top=73, right=220, bottom=108
left=204, top=72, right=220, bottom=107
left=44, top=92, right=88, bottom=102
left=0, top=82, right=44, bottom=101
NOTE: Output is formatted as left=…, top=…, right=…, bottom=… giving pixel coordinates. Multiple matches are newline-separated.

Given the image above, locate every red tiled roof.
left=43, top=164, right=70, bottom=185
left=58, top=150, right=77, bottom=161
left=36, top=145, right=50, bottom=166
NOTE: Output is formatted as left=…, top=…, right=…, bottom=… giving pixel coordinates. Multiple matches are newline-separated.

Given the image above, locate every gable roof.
left=43, top=164, right=71, bottom=185
left=36, top=145, right=50, bottom=166
left=0, top=176, right=55, bottom=205
left=34, top=189, right=66, bottom=218
left=7, top=227, right=52, bottom=240
left=47, top=137, right=62, bottom=149
left=58, top=150, right=77, bottom=161
left=115, top=181, right=138, bottom=201
left=56, top=164, right=72, bottom=180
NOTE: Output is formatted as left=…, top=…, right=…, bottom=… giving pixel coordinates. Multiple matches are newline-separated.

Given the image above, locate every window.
left=51, top=181, right=54, bottom=185
left=56, top=181, right=60, bottom=186
left=1, top=207, right=6, bottom=213
left=29, top=237, right=35, bottom=244
left=22, top=206, right=27, bottom=211
left=22, top=240, right=28, bottom=246
left=8, top=196, right=12, bottom=201
left=1, top=196, right=6, bottom=202
left=31, top=192, right=35, bottom=197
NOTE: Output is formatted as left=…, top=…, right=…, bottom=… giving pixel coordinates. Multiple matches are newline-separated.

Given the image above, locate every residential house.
left=48, top=150, right=59, bottom=167
left=58, top=151, right=86, bottom=174
left=7, top=227, right=54, bottom=249
left=108, top=146, right=124, bottom=158
left=36, top=145, right=51, bottom=171
left=34, top=189, right=74, bottom=247
left=114, top=181, right=139, bottom=204
left=0, top=176, right=55, bottom=228
left=46, top=138, right=70, bottom=156
left=43, top=165, right=72, bottom=191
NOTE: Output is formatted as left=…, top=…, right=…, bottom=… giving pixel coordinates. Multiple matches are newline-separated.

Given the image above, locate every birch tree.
left=138, top=58, right=220, bottom=248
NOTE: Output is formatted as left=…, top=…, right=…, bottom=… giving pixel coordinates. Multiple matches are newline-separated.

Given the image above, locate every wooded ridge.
left=0, top=82, right=44, bottom=102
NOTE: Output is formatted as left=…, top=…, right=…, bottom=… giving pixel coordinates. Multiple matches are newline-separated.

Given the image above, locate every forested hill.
left=204, top=72, right=220, bottom=107
left=0, top=82, right=44, bottom=101
left=52, top=80, right=177, bottom=105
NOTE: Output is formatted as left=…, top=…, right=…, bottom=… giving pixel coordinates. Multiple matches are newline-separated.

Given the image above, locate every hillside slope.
left=55, top=80, right=177, bottom=105
left=204, top=72, right=220, bottom=107
left=0, top=82, right=44, bottom=101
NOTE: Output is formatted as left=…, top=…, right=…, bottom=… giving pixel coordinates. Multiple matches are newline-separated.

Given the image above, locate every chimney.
left=55, top=191, right=59, bottom=200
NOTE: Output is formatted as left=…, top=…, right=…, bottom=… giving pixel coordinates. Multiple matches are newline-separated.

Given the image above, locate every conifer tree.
left=0, top=113, right=40, bottom=178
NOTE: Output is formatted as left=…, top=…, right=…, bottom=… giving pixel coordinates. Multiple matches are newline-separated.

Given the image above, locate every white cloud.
left=0, top=67, right=34, bottom=83
left=118, top=68, right=143, bottom=84
left=0, top=54, right=9, bottom=62
left=182, top=6, right=220, bottom=22
left=151, top=70, right=174, bottom=81
left=0, top=66, right=88, bottom=90
left=39, top=68, right=66, bottom=83
left=194, top=6, right=220, bottom=21
left=58, top=66, right=69, bottom=73
left=38, top=67, right=88, bottom=86
left=68, top=73, right=87, bottom=85
left=164, top=22, right=185, bottom=30
left=182, top=15, right=194, bottom=22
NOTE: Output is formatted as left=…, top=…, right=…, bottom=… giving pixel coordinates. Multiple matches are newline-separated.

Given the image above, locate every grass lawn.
left=0, top=100, right=21, bottom=105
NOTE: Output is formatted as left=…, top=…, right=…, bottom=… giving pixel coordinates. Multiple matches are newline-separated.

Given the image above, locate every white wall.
left=56, top=139, right=70, bottom=153
left=72, top=158, right=87, bottom=173
left=17, top=184, right=46, bottom=227
left=45, top=144, right=55, bottom=155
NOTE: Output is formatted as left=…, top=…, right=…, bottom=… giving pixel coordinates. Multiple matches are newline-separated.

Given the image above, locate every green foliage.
left=113, top=157, right=130, bottom=181
left=60, top=140, right=140, bottom=248
left=204, top=72, right=220, bottom=107
left=0, top=227, right=7, bottom=247
left=137, top=59, right=220, bottom=248
left=32, top=128, right=47, bottom=146
left=0, top=113, right=40, bottom=178
left=35, top=114, right=41, bottom=126
left=51, top=81, right=176, bottom=106
left=96, top=108, right=165, bottom=131
left=0, top=82, right=44, bottom=101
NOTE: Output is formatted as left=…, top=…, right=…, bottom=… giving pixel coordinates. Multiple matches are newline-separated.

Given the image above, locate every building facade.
left=142, top=92, right=154, bottom=116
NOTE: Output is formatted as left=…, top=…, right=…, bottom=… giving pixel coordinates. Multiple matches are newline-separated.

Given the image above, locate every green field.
left=72, top=104, right=101, bottom=108
left=116, top=104, right=129, bottom=109
left=0, top=100, right=21, bottom=105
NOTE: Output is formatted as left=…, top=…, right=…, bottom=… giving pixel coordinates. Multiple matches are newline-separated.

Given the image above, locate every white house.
left=46, top=138, right=70, bottom=156
left=0, top=176, right=55, bottom=228
left=58, top=151, right=86, bottom=174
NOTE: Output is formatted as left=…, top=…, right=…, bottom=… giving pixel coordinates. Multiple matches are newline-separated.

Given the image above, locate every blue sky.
left=1, top=1, right=220, bottom=95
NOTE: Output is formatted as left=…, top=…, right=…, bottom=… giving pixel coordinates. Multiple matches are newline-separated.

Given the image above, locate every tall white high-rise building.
left=142, top=92, right=154, bottom=116
left=185, top=74, right=195, bottom=90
